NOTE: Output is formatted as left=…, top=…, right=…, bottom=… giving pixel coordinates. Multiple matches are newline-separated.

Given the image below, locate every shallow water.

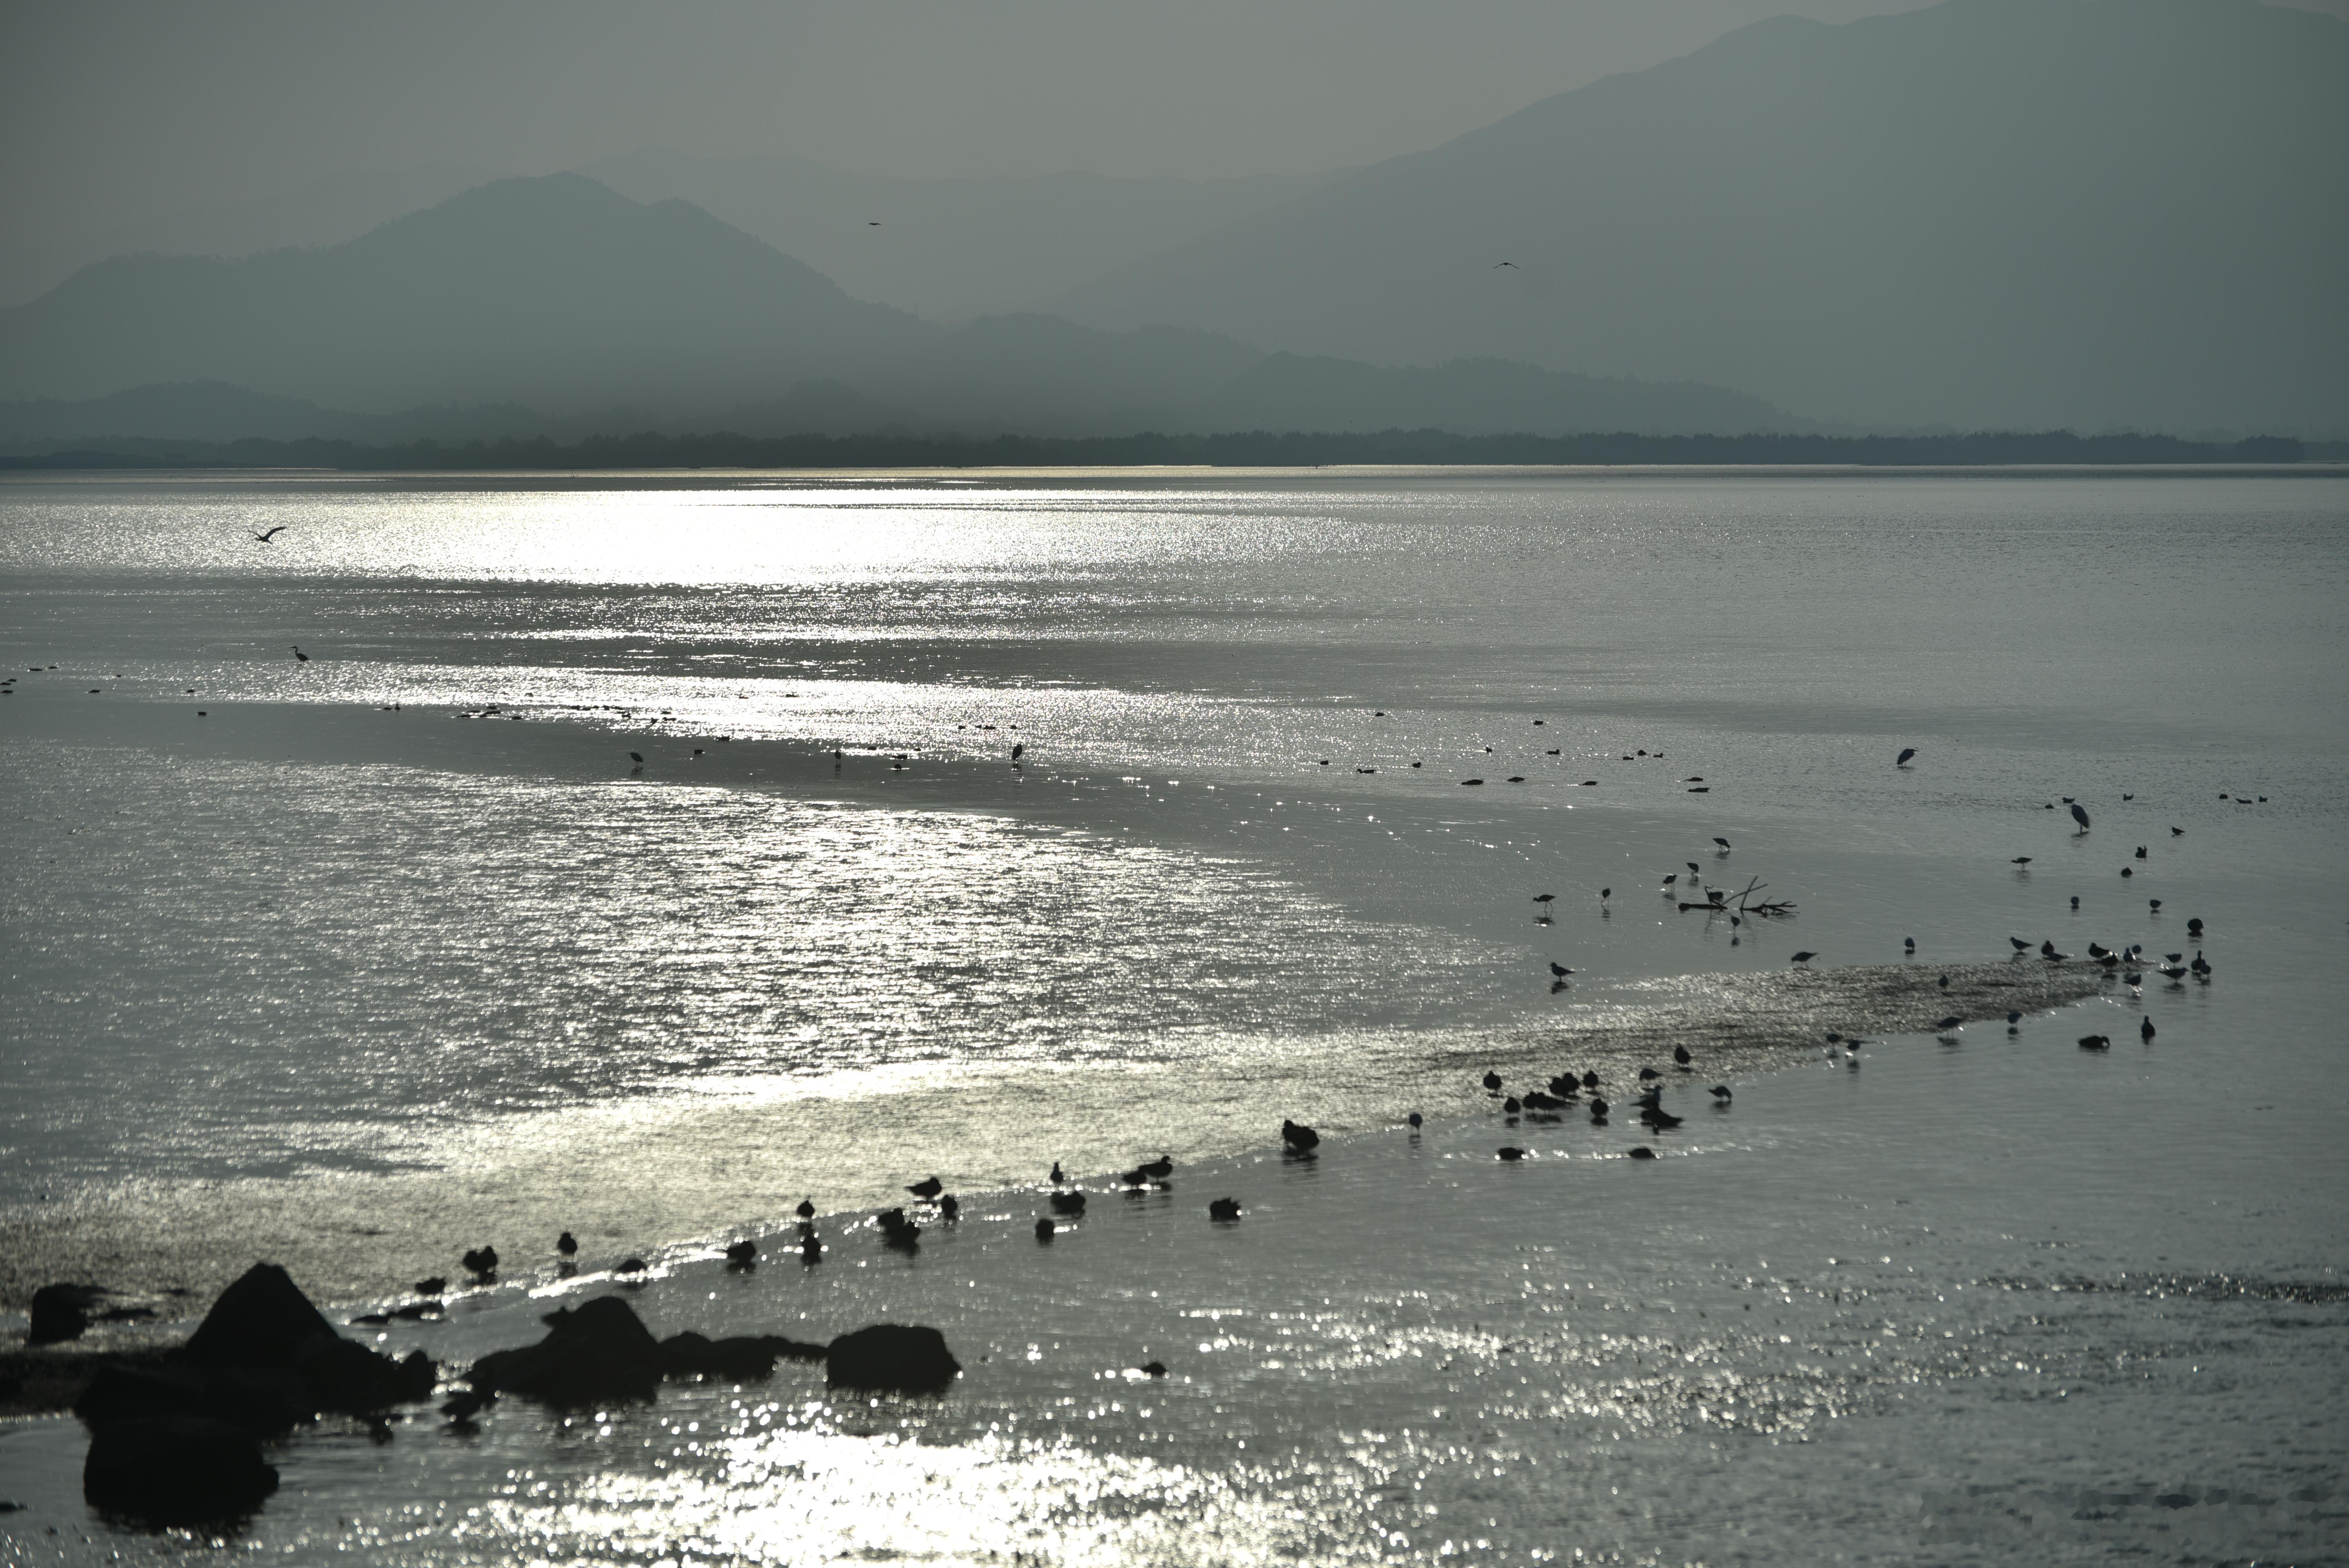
left=2, top=468, right=2345, bottom=1563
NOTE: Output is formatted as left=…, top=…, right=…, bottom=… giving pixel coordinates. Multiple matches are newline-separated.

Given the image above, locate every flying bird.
left=1493, top=261, right=1518, bottom=268
left=250, top=526, right=289, bottom=543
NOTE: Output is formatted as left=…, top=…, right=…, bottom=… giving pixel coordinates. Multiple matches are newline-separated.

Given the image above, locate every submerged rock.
left=469, top=1295, right=663, bottom=1406
left=656, top=1331, right=825, bottom=1381
left=825, top=1324, right=961, bottom=1394
left=83, top=1414, right=278, bottom=1523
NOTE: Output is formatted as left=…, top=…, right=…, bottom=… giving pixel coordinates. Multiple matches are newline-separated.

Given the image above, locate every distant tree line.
left=0, top=428, right=2310, bottom=471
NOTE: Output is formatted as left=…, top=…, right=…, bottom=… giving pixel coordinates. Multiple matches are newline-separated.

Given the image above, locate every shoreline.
left=2, top=955, right=2113, bottom=1336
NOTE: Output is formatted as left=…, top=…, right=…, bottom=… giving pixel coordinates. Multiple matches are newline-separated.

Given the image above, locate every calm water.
left=2, top=469, right=2345, bottom=1564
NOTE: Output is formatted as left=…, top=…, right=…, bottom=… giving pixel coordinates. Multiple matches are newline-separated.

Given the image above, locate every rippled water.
left=2, top=469, right=2345, bottom=1563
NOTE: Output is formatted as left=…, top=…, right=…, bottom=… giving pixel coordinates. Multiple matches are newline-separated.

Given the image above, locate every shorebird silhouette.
left=556, top=1231, right=577, bottom=1257
left=1281, top=1119, right=1320, bottom=1151
left=795, top=1197, right=816, bottom=1220
left=2071, top=802, right=2092, bottom=831
left=1709, top=1084, right=1732, bottom=1102
left=1791, top=951, right=1817, bottom=964
left=1209, top=1197, right=1243, bottom=1220
left=291, top=646, right=308, bottom=662
left=1897, top=747, right=1918, bottom=765
left=2141, top=1016, right=2156, bottom=1042
left=907, top=1176, right=944, bottom=1200
left=1934, top=1016, right=1962, bottom=1031
left=251, top=527, right=289, bottom=543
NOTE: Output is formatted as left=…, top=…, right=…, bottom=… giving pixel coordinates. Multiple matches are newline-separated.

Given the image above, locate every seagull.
left=250, top=526, right=289, bottom=543
left=1896, top=747, right=1917, bottom=765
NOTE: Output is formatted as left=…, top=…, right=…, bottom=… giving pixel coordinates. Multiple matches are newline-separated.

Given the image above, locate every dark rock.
left=825, top=1325, right=961, bottom=1394
left=29, top=1284, right=103, bottom=1345
left=468, top=1295, right=661, bottom=1407
left=83, top=1415, right=278, bottom=1523
left=294, top=1336, right=436, bottom=1413
left=178, top=1263, right=336, bottom=1369
left=656, top=1332, right=826, bottom=1381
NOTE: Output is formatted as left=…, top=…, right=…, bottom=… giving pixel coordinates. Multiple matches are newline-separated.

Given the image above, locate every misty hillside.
left=1059, top=0, right=2349, bottom=434
left=1199, top=354, right=1798, bottom=437
left=584, top=150, right=1342, bottom=323
left=0, top=175, right=932, bottom=416
left=0, top=175, right=1809, bottom=439
left=0, top=164, right=504, bottom=312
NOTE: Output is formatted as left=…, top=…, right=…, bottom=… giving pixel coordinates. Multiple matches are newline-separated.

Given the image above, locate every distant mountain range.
left=0, top=175, right=1799, bottom=441
left=1062, top=0, right=2349, bottom=435
left=2, top=0, right=2338, bottom=442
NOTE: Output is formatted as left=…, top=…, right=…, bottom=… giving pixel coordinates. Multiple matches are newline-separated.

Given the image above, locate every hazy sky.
left=4, top=0, right=1965, bottom=239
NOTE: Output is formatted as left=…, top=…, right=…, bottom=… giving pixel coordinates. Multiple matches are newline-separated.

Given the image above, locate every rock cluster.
left=466, top=1297, right=825, bottom=1406
left=75, top=1263, right=437, bottom=1525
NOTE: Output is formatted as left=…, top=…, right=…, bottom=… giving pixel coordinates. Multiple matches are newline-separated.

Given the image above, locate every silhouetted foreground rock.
left=467, top=1297, right=824, bottom=1405
left=178, top=1263, right=338, bottom=1368
left=73, top=1263, right=435, bottom=1523
left=825, top=1324, right=961, bottom=1394
left=83, top=1416, right=277, bottom=1523
left=29, top=1284, right=102, bottom=1344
